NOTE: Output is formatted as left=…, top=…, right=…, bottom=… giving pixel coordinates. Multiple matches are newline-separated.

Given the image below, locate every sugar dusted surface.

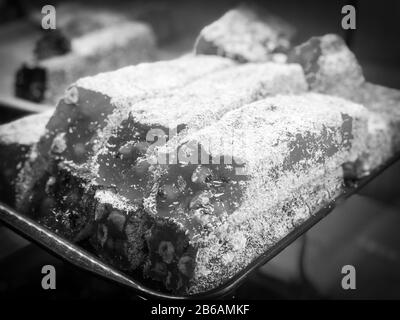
left=75, top=55, right=235, bottom=101
left=181, top=93, right=369, bottom=292
left=121, top=63, right=306, bottom=129
left=90, top=62, right=307, bottom=181
left=186, top=93, right=367, bottom=166
left=196, top=6, right=295, bottom=62
left=289, top=34, right=365, bottom=99
left=94, top=189, right=139, bottom=213
left=0, top=110, right=53, bottom=146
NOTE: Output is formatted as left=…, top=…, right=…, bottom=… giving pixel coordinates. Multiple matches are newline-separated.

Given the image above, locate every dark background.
left=0, top=0, right=399, bottom=299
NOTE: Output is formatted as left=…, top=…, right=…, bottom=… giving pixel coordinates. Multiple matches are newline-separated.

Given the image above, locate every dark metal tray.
left=0, top=151, right=399, bottom=299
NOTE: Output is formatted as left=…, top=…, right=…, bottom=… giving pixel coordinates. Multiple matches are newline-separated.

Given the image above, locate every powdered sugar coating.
left=179, top=93, right=369, bottom=292
left=195, top=5, right=295, bottom=62
left=288, top=34, right=365, bottom=99
left=0, top=110, right=53, bottom=146
left=76, top=55, right=235, bottom=102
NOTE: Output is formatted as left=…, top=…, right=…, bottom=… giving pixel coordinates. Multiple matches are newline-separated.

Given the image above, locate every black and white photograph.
left=0, top=0, right=399, bottom=311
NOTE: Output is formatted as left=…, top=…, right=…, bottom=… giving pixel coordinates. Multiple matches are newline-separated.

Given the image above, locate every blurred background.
left=0, top=0, right=399, bottom=299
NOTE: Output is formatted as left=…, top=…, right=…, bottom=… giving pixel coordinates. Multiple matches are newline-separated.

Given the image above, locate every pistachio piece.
left=135, top=159, right=150, bottom=175
left=191, top=166, right=213, bottom=184
left=189, top=190, right=212, bottom=209
left=178, top=256, right=194, bottom=278
left=158, top=240, right=175, bottom=264
left=159, top=184, right=180, bottom=201
left=192, top=208, right=211, bottom=226
left=118, top=141, right=149, bottom=160
left=45, top=176, right=56, bottom=194
left=118, top=143, right=135, bottom=158
left=97, top=224, right=108, bottom=247
left=50, top=132, right=67, bottom=154
left=153, top=262, right=168, bottom=277
left=73, top=142, right=86, bottom=158
left=176, top=175, right=187, bottom=192
left=134, top=141, right=150, bottom=155
left=64, top=86, right=79, bottom=105
left=211, top=201, right=226, bottom=216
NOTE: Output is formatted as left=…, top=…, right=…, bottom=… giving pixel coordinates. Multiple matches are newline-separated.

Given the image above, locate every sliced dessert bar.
left=0, top=111, right=53, bottom=204
left=289, top=34, right=400, bottom=173
left=93, top=93, right=368, bottom=293
left=15, top=19, right=156, bottom=104
left=353, top=83, right=400, bottom=171
left=194, top=5, right=295, bottom=62
left=288, top=34, right=365, bottom=99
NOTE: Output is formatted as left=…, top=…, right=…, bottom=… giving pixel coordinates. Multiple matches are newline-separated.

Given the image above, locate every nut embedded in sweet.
left=159, top=184, right=180, bottom=201
left=189, top=190, right=212, bottom=209
left=50, top=133, right=67, bottom=154
left=176, top=175, right=187, bottom=192
left=118, top=141, right=149, bottom=160
left=73, top=143, right=86, bottom=158
left=211, top=200, right=226, bottom=216
left=158, top=241, right=175, bottom=264
left=134, top=159, right=150, bottom=175
left=97, top=224, right=108, bottom=247
left=191, top=166, right=213, bottom=184
left=64, top=86, right=79, bottom=105
left=178, top=256, right=194, bottom=278
left=45, top=176, right=56, bottom=194
left=153, top=261, right=168, bottom=277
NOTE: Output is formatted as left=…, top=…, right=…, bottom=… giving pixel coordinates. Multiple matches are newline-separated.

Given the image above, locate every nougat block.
left=0, top=111, right=53, bottom=204
left=355, top=83, right=400, bottom=163
left=289, top=34, right=400, bottom=172
left=288, top=34, right=365, bottom=99
left=195, top=5, right=295, bottom=62
left=81, top=93, right=367, bottom=293
left=15, top=21, right=156, bottom=104
left=135, top=93, right=368, bottom=293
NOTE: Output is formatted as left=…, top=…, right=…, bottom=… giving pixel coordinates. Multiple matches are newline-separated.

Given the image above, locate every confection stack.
left=0, top=5, right=399, bottom=295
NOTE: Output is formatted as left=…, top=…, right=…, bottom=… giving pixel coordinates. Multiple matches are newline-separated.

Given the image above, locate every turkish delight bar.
left=15, top=13, right=156, bottom=104
left=194, top=5, right=295, bottom=62
left=135, top=93, right=368, bottom=293
left=0, top=111, right=53, bottom=204
left=288, top=34, right=400, bottom=172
